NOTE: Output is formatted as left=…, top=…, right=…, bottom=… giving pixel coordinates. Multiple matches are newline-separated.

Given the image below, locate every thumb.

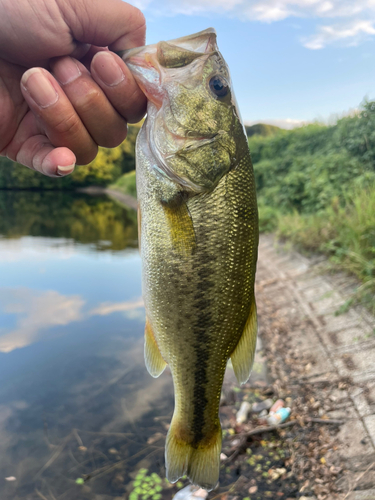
left=56, top=0, right=146, bottom=51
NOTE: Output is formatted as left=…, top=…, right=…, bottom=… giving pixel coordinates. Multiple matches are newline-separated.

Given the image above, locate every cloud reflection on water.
left=0, top=290, right=146, bottom=353
left=0, top=237, right=79, bottom=262
left=0, top=288, right=85, bottom=353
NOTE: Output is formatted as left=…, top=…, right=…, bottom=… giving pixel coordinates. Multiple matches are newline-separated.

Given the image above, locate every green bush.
left=250, top=99, right=375, bottom=310
left=258, top=203, right=279, bottom=233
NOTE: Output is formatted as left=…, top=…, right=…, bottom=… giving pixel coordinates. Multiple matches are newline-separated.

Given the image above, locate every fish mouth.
left=118, top=28, right=217, bottom=62
left=118, top=28, right=218, bottom=109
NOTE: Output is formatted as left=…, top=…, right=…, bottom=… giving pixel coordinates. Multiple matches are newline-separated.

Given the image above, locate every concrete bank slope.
left=256, top=234, right=375, bottom=499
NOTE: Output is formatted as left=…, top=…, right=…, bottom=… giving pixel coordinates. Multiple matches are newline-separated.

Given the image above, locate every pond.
left=0, top=191, right=174, bottom=500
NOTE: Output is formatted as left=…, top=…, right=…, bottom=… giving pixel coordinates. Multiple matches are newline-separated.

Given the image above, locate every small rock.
left=236, top=401, right=252, bottom=424
left=220, top=453, right=227, bottom=460
left=249, top=485, right=258, bottom=494
left=252, top=399, right=273, bottom=413
left=269, top=468, right=287, bottom=481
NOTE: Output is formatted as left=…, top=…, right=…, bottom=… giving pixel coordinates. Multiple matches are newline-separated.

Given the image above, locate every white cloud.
left=0, top=288, right=85, bottom=353
left=303, top=19, right=375, bottom=49
left=131, top=0, right=375, bottom=48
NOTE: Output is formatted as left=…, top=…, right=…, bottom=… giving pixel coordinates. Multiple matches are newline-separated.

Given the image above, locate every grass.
left=274, top=183, right=375, bottom=312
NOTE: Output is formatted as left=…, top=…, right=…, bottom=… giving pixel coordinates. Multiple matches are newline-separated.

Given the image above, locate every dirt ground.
left=241, top=234, right=375, bottom=500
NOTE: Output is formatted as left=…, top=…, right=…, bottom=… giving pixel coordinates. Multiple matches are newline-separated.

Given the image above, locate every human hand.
left=0, top=0, right=147, bottom=177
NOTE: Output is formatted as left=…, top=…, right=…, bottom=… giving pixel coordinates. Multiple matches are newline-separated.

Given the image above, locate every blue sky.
left=126, top=0, right=375, bottom=127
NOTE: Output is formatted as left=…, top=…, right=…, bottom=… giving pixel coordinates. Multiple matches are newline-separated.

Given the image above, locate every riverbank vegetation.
left=252, top=100, right=375, bottom=310
left=0, top=124, right=140, bottom=189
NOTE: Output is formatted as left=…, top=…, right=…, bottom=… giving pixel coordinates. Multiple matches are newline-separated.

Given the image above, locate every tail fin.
left=165, top=417, right=221, bottom=492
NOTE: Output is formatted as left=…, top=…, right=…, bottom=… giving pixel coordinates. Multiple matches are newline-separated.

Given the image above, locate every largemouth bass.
left=121, top=28, right=258, bottom=491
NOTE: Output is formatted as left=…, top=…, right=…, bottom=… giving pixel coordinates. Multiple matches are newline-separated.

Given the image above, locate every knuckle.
left=75, top=88, right=102, bottom=114
left=52, top=111, right=82, bottom=138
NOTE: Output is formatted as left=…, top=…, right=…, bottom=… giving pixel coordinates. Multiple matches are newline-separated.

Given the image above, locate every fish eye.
left=209, top=75, right=229, bottom=98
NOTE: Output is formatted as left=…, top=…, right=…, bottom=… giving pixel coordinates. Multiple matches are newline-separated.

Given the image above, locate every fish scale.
left=121, top=28, right=258, bottom=491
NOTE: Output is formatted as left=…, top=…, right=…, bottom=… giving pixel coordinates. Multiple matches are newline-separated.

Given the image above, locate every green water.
left=0, top=191, right=174, bottom=500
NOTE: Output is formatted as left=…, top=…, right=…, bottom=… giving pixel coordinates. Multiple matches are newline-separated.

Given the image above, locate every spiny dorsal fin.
left=144, top=317, right=167, bottom=378
left=230, top=300, right=257, bottom=385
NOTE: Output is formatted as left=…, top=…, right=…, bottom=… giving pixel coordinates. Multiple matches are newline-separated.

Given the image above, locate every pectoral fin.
left=163, top=201, right=196, bottom=257
left=230, top=300, right=257, bottom=385
left=144, top=317, right=167, bottom=378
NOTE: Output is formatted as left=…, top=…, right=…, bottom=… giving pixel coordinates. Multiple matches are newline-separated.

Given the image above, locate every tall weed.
left=276, top=185, right=375, bottom=311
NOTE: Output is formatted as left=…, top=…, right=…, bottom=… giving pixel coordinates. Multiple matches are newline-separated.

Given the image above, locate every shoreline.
left=77, top=186, right=138, bottom=210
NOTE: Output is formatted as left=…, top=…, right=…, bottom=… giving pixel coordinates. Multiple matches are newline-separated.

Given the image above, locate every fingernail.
left=53, top=57, right=81, bottom=85
left=57, top=164, right=75, bottom=176
left=93, top=52, right=125, bottom=87
left=22, top=68, right=58, bottom=108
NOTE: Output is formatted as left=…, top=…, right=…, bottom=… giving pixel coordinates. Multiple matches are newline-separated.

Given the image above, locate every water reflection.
left=0, top=191, right=138, bottom=250
left=0, top=192, right=174, bottom=500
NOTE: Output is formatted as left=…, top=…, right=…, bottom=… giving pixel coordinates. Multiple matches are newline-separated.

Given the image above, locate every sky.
left=125, top=0, right=375, bottom=128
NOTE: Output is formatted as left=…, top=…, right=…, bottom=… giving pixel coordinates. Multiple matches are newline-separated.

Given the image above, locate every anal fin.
left=230, top=300, right=257, bottom=385
left=144, top=317, right=167, bottom=378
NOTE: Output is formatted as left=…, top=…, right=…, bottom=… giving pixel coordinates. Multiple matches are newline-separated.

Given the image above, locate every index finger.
left=57, top=0, right=146, bottom=51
